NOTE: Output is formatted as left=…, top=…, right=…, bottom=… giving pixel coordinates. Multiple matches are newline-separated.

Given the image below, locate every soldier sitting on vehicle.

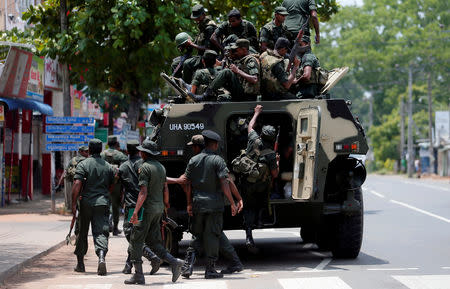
left=260, top=37, right=300, bottom=100
left=199, top=39, right=259, bottom=102
left=211, top=9, right=259, bottom=54
left=171, top=32, right=203, bottom=84
left=190, top=50, right=219, bottom=96
left=259, top=6, right=293, bottom=52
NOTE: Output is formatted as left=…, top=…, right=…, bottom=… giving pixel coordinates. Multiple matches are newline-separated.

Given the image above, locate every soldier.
left=259, top=6, right=293, bottom=52
left=118, top=140, right=160, bottom=276
left=211, top=9, right=258, bottom=53
left=172, top=32, right=203, bottom=83
left=167, top=135, right=244, bottom=278
left=282, top=0, right=320, bottom=44
left=181, top=130, right=238, bottom=279
left=125, top=140, right=184, bottom=285
left=291, top=36, right=324, bottom=98
left=55, top=145, right=89, bottom=195
left=101, top=136, right=128, bottom=235
left=190, top=50, right=218, bottom=96
left=240, top=105, right=279, bottom=252
left=202, top=39, right=260, bottom=102
left=260, top=37, right=300, bottom=100
left=72, top=138, right=116, bottom=275
left=189, top=4, right=218, bottom=55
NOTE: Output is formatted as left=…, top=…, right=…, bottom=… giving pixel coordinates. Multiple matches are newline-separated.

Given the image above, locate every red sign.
left=0, top=47, right=33, bottom=99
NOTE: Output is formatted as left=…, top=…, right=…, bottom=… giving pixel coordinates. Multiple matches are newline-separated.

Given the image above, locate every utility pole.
left=407, top=65, right=414, bottom=178
left=400, top=97, right=405, bottom=172
left=60, top=0, right=71, bottom=117
left=427, top=72, right=434, bottom=174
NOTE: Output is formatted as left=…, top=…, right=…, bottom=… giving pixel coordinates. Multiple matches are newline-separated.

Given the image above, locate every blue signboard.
left=46, top=143, right=88, bottom=151
left=46, top=116, right=95, bottom=124
left=46, top=134, right=94, bottom=142
left=46, top=125, right=95, bottom=133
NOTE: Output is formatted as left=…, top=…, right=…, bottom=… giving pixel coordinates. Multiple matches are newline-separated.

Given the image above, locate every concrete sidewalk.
left=0, top=192, right=72, bottom=284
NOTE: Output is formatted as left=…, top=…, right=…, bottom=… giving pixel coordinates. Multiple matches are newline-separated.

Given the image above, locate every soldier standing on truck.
left=259, top=6, right=293, bottom=52
left=118, top=140, right=161, bottom=276
left=237, top=105, right=279, bottom=252
left=282, top=0, right=320, bottom=44
left=189, top=4, right=218, bottom=55
left=203, top=39, right=260, bottom=102
left=101, top=136, right=128, bottom=236
left=211, top=9, right=258, bottom=54
left=260, top=37, right=300, bottom=100
left=167, top=134, right=244, bottom=279
left=125, top=140, right=184, bottom=285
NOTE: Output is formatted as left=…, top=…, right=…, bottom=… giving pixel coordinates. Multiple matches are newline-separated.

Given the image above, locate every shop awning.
left=0, top=97, right=53, bottom=115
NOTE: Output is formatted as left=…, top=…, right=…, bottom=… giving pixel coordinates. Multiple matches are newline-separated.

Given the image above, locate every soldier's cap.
left=187, top=134, right=205, bottom=146
left=127, top=140, right=140, bottom=150
left=191, top=4, right=205, bottom=19
left=275, top=37, right=291, bottom=50
left=89, top=138, right=103, bottom=145
left=137, top=139, right=160, bottom=155
left=227, top=9, right=241, bottom=18
left=261, top=125, right=277, bottom=141
left=274, top=6, right=289, bottom=15
left=301, top=35, right=311, bottom=44
left=202, top=130, right=221, bottom=142
left=203, top=50, right=217, bottom=61
left=78, top=145, right=88, bottom=151
left=230, top=39, right=250, bottom=50
left=107, top=135, right=118, bottom=143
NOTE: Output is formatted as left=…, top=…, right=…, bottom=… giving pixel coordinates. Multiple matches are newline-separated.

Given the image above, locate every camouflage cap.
left=137, top=139, right=160, bottom=155
left=126, top=140, right=140, bottom=151
left=89, top=138, right=103, bottom=145
left=203, top=50, right=217, bottom=61
left=261, top=125, right=276, bottom=141
left=301, top=35, right=311, bottom=44
left=230, top=39, right=249, bottom=50
left=227, top=9, right=241, bottom=18
left=202, top=130, right=221, bottom=142
left=78, top=145, right=89, bottom=151
left=187, top=135, right=205, bottom=146
left=274, top=6, right=289, bottom=15
left=107, top=135, right=118, bottom=143
left=191, top=4, right=205, bottom=19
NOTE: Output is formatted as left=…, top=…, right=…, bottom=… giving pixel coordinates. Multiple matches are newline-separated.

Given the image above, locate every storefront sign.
left=26, top=55, right=44, bottom=102
left=0, top=47, right=33, bottom=99
left=44, top=58, right=62, bottom=90
left=0, top=105, right=4, bottom=122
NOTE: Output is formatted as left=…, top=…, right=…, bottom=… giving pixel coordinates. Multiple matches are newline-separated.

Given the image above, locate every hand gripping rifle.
left=287, top=16, right=310, bottom=72
left=66, top=178, right=85, bottom=245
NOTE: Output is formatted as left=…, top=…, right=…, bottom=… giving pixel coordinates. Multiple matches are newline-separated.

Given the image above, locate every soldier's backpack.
left=65, top=158, right=79, bottom=182
left=231, top=138, right=273, bottom=183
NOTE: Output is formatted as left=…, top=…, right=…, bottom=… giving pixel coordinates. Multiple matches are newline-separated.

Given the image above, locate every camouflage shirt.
left=138, top=159, right=166, bottom=213
left=259, top=20, right=293, bottom=49
left=282, top=0, right=317, bottom=36
left=65, top=155, right=86, bottom=182
left=192, top=67, right=217, bottom=94
left=101, top=148, right=128, bottom=168
left=236, top=54, right=260, bottom=95
left=118, top=155, right=143, bottom=207
left=195, top=16, right=218, bottom=54
left=246, top=130, right=278, bottom=171
left=215, top=20, right=258, bottom=50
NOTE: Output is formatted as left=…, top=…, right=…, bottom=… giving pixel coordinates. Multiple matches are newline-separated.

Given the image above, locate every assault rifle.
left=287, top=16, right=310, bottom=72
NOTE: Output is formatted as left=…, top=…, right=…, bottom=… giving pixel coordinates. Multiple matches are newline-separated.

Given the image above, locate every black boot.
left=113, top=224, right=122, bottom=236
left=97, top=250, right=107, bottom=276
left=143, top=246, right=161, bottom=275
left=245, top=228, right=258, bottom=253
left=164, top=253, right=184, bottom=283
left=74, top=255, right=85, bottom=272
left=220, top=250, right=243, bottom=274
left=122, top=254, right=132, bottom=274
left=181, top=250, right=196, bottom=278
left=124, top=262, right=145, bottom=285
left=205, top=259, right=223, bottom=279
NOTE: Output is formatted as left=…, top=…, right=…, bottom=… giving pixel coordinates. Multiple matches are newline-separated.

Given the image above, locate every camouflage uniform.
left=260, top=49, right=294, bottom=100
left=192, top=67, right=217, bottom=95
left=215, top=20, right=258, bottom=51
left=282, top=0, right=317, bottom=42
left=259, top=20, right=293, bottom=50
left=195, top=16, right=218, bottom=54
left=293, top=51, right=322, bottom=98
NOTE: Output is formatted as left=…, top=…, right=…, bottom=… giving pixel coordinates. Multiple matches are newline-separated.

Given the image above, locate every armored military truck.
left=149, top=96, right=368, bottom=259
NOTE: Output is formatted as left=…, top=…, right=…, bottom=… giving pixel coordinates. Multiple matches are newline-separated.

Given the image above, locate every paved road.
left=2, top=175, right=449, bottom=289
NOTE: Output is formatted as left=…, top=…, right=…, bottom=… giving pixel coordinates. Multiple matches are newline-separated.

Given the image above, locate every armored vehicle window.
left=301, top=118, right=308, bottom=134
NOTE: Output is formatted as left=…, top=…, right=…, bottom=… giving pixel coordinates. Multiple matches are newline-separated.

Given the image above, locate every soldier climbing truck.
left=150, top=72, right=368, bottom=259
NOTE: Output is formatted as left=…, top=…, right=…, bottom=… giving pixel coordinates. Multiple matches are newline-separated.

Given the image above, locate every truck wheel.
left=300, top=226, right=317, bottom=243
left=331, top=187, right=364, bottom=259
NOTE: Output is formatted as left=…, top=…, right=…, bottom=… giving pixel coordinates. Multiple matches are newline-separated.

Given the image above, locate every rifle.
left=66, top=209, right=78, bottom=245
left=287, top=16, right=310, bottom=72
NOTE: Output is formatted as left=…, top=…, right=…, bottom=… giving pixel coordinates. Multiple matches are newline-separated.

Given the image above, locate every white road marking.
left=314, top=258, right=332, bottom=270
left=393, top=275, right=450, bottom=289
left=402, top=180, right=450, bottom=192
left=278, top=277, right=353, bottom=289
left=293, top=269, right=343, bottom=273
left=369, top=190, right=385, bottom=198
left=367, top=268, right=419, bottom=271
left=443, top=267, right=450, bottom=269
left=163, top=281, right=227, bottom=289
left=390, top=199, right=450, bottom=223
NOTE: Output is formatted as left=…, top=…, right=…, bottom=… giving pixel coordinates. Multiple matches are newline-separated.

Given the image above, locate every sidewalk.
left=0, top=192, right=72, bottom=284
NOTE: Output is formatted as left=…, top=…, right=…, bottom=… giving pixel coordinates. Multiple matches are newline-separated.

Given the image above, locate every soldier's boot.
left=205, top=260, right=224, bottom=279
left=181, top=251, right=196, bottom=278
left=164, top=253, right=184, bottom=283
left=189, top=88, right=215, bottom=102
left=113, top=224, right=122, bottom=236
left=122, top=254, right=132, bottom=274
left=124, top=262, right=145, bottom=285
left=97, top=250, right=107, bottom=276
left=220, top=251, right=243, bottom=274
left=142, top=246, right=161, bottom=275
left=74, top=255, right=85, bottom=272
left=245, top=228, right=259, bottom=254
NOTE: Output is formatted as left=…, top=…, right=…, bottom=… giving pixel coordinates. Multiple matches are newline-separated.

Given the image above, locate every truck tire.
left=331, top=187, right=364, bottom=259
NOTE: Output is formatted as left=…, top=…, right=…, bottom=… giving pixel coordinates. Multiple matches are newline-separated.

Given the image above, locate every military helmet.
left=175, top=32, right=191, bottom=48
left=261, top=125, right=276, bottom=141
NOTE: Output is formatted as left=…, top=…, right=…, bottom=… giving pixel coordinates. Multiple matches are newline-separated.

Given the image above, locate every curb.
left=0, top=239, right=69, bottom=286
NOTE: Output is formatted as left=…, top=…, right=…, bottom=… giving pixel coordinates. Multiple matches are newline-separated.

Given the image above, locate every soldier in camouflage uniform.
left=190, top=50, right=218, bottom=96
left=205, top=39, right=260, bottom=102
left=282, top=0, right=320, bottom=44
left=118, top=140, right=161, bottom=276
left=211, top=9, right=258, bottom=53
left=259, top=6, right=293, bottom=52
left=72, top=139, right=116, bottom=275
left=101, top=136, right=128, bottom=235
left=125, top=140, right=184, bottom=285
left=260, top=37, right=300, bottom=100
left=189, top=4, right=218, bottom=55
